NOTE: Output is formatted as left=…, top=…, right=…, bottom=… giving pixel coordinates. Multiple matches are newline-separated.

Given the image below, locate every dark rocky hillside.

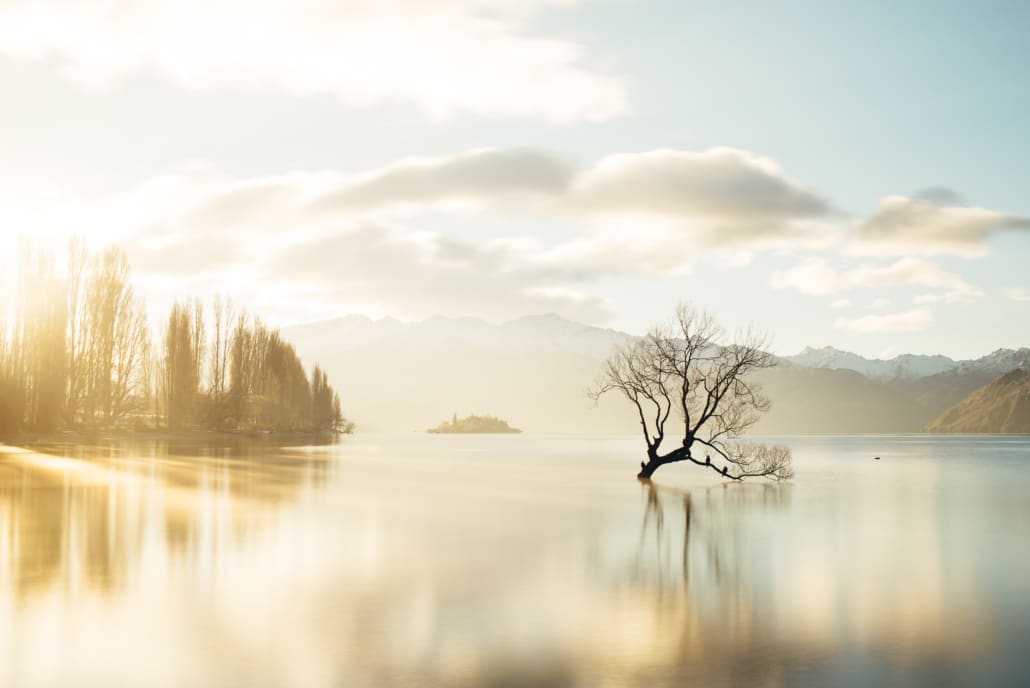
left=926, top=368, right=1030, bottom=434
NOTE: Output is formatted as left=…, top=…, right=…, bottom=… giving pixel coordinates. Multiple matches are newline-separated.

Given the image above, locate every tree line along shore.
left=0, top=238, right=351, bottom=439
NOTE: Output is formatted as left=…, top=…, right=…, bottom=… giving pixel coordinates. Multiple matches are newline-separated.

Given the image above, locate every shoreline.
left=4, top=429, right=1027, bottom=449
left=0, top=427, right=345, bottom=447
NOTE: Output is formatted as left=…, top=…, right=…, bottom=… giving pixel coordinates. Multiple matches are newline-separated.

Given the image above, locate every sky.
left=0, top=0, right=1027, bottom=359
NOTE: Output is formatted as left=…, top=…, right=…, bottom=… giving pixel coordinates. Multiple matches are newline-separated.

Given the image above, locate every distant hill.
left=283, top=313, right=1028, bottom=435
left=926, top=368, right=1030, bottom=434
left=428, top=414, right=521, bottom=434
left=753, top=365, right=940, bottom=434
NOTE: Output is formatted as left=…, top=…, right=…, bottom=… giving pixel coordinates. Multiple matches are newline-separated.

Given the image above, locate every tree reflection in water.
left=635, top=480, right=791, bottom=594
left=0, top=438, right=336, bottom=595
left=595, top=480, right=810, bottom=686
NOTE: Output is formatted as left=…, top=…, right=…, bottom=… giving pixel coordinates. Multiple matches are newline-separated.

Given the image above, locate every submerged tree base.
left=636, top=447, right=743, bottom=481
left=635, top=442, right=793, bottom=481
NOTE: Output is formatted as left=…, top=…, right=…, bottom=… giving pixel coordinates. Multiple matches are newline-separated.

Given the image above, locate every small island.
left=428, top=414, right=521, bottom=434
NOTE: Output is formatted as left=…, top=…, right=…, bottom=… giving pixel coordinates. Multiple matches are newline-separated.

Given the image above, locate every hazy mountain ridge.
left=285, top=313, right=633, bottom=360
left=284, top=314, right=1028, bottom=434
left=285, top=314, right=633, bottom=433
left=926, top=367, right=1030, bottom=434
left=782, top=345, right=1030, bottom=380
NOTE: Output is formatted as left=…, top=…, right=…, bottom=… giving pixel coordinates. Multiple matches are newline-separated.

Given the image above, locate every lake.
left=1, top=434, right=1029, bottom=687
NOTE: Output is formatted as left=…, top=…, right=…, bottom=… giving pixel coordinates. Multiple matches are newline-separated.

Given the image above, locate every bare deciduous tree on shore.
left=0, top=238, right=350, bottom=437
left=590, top=305, right=792, bottom=481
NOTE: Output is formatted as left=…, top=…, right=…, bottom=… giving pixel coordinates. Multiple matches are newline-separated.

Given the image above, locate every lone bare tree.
left=590, top=305, right=792, bottom=481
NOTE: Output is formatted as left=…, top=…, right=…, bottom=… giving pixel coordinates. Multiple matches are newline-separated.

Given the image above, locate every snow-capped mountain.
left=782, top=346, right=957, bottom=380
left=782, top=346, right=1030, bottom=381
left=955, top=348, right=1030, bottom=377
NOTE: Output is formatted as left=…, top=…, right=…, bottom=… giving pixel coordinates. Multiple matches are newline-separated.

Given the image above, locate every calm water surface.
left=1, top=434, right=1028, bottom=687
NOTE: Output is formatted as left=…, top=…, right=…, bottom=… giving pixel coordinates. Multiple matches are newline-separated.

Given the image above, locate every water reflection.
left=597, top=481, right=823, bottom=687
left=635, top=480, right=791, bottom=593
left=0, top=439, right=334, bottom=595
left=612, top=467, right=999, bottom=687
left=0, top=435, right=1027, bottom=687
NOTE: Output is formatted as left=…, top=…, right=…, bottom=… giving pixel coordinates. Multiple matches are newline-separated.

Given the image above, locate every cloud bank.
left=0, top=0, right=625, bottom=121
left=855, top=194, right=1030, bottom=257
left=771, top=256, right=980, bottom=302
left=312, top=149, right=574, bottom=212
left=6, top=146, right=1026, bottom=332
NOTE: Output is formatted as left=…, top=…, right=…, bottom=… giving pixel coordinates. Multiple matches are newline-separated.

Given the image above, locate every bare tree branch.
left=591, top=303, right=792, bottom=482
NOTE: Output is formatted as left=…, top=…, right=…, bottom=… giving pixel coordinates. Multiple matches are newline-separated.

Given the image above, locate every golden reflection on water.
left=0, top=441, right=332, bottom=596
left=0, top=436, right=1025, bottom=687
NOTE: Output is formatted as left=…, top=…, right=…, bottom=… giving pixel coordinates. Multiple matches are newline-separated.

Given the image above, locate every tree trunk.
left=637, top=445, right=686, bottom=480
left=637, top=459, right=664, bottom=480
left=637, top=445, right=708, bottom=480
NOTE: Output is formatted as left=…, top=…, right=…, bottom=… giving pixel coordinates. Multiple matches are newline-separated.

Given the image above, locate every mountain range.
left=782, top=345, right=1030, bottom=381
left=283, top=313, right=1030, bottom=435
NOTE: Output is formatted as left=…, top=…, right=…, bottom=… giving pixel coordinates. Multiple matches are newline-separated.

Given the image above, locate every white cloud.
left=180, top=146, right=840, bottom=278
left=573, top=147, right=830, bottom=221
left=866, top=297, right=891, bottom=310
left=771, top=256, right=979, bottom=300
left=0, top=0, right=625, bottom=122
left=855, top=194, right=1030, bottom=257
left=0, top=158, right=607, bottom=325
left=834, top=308, right=934, bottom=334
left=912, top=288, right=982, bottom=304
left=312, top=148, right=573, bottom=213
left=770, top=258, right=840, bottom=295
left=308, top=146, right=833, bottom=236
left=262, top=223, right=610, bottom=323
left=545, top=147, right=838, bottom=274
left=9, top=147, right=1020, bottom=330
left=10, top=145, right=838, bottom=321
left=536, top=222, right=700, bottom=275
left=1007, top=287, right=1030, bottom=303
